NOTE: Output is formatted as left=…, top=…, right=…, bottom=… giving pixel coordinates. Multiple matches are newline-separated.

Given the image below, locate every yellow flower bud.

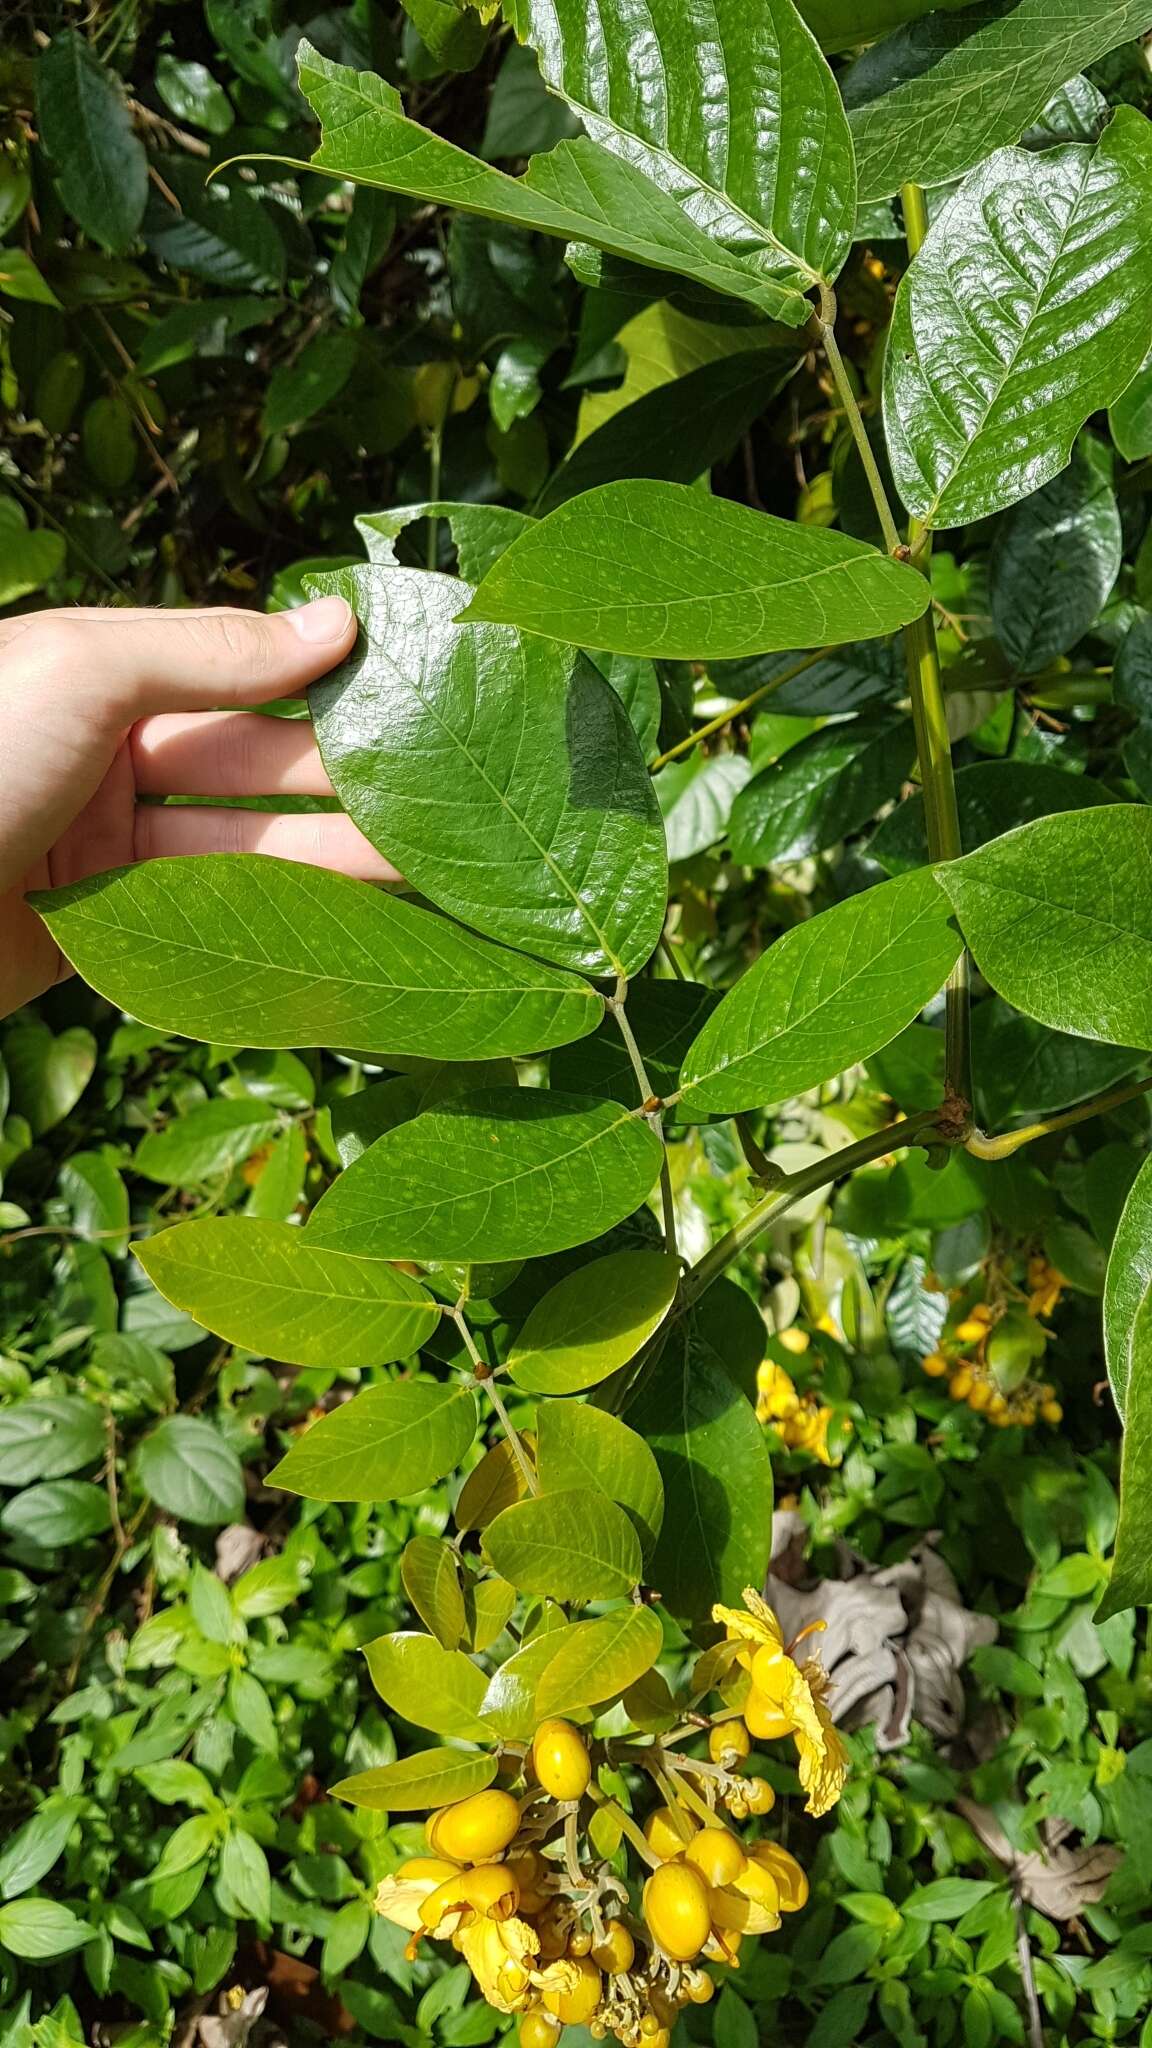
left=397, top=1855, right=461, bottom=1884
left=967, top=1378, right=993, bottom=1411
left=1040, top=1399, right=1063, bottom=1425
left=590, top=1921, right=634, bottom=1973
left=743, top=1778, right=775, bottom=1815
left=644, top=1804, right=695, bottom=1859
left=542, top=1955, right=602, bottom=2025
left=533, top=1718, right=592, bottom=1802
left=519, top=2013, right=562, bottom=2048
left=685, top=1828, right=746, bottom=1888
left=682, top=1967, right=715, bottom=2004
left=431, top=1789, right=521, bottom=1864
left=708, top=1720, right=751, bottom=1768
left=748, top=1840, right=809, bottom=1912
left=642, top=1860, right=712, bottom=1961
left=777, top=1327, right=810, bottom=1355
left=921, top=1351, right=949, bottom=1377
left=954, top=1318, right=988, bottom=1343
left=948, top=1366, right=975, bottom=1401
left=568, top=1928, right=593, bottom=1957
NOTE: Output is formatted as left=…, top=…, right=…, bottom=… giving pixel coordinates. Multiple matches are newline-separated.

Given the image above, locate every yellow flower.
left=711, top=1588, right=848, bottom=1818
left=457, top=1915, right=579, bottom=2015
left=783, top=1403, right=840, bottom=1466
left=756, top=1360, right=801, bottom=1423
left=375, top=1871, right=459, bottom=1938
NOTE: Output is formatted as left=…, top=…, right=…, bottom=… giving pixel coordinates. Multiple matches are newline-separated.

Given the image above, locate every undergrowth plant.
left=5, top=0, right=1152, bottom=2043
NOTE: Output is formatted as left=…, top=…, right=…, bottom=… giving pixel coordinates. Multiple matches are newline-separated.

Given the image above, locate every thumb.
left=12, top=596, right=357, bottom=726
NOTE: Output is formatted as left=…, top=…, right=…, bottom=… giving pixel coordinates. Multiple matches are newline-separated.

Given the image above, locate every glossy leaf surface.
left=504, top=0, right=857, bottom=291
left=135, top=1220, right=439, bottom=1369
left=989, top=449, right=1121, bottom=674
left=308, top=566, right=667, bottom=978
left=37, top=32, right=148, bottom=253
left=871, top=762, right=1116, bottom=878
left=363, top=1632, right=491, bottom=1739
left=32, top=856, right=600, bottom=1059
left=463, top=481, right=931, bottom=658
left=534, top=1606, right=664, bottom=1718
left=884, top=113, right=1152, bottom=529
left=401, top=1536, right=466, bottom=1650
left=679, top=870, right=961, bottom=1115
left=482, top=1488, right=643, bottom=1602
left=508, top=1250, right=679, bottom=1393
left=331, top=1751, right=497, bottom=1811
left=536, top=1401, right=664, bottom=1555
left=306, top=1089, right=663, bottom=1263
left=729, top=713, right=910, bottom=867
left=939, top=807, right=1152, bottom=1049
left=846, top=0, right=1152, bottom=200
left=269, top=1381, right=478, bottom=1502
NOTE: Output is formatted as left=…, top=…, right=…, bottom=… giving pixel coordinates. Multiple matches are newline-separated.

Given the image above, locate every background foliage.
left=3, top=3, right=1152, bottom=2047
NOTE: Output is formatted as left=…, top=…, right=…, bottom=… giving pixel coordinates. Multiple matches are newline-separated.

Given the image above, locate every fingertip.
left=286, top=595, right=357, bottom=646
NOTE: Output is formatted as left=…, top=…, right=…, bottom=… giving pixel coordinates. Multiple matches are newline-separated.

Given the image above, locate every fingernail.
left=289, top=596, right=354, bottom=643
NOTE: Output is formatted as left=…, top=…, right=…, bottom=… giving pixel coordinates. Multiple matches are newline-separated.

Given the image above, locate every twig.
left=1015, top=1896, right=1045, bottom=2048
left=966, top=1073, right=1152, bottom=1161
left=649, top=647, right=833, bottom=772
left=452, top=1308, right=539, bottom=1494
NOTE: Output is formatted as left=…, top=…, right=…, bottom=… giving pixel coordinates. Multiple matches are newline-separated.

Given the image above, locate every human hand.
left=1, top=597, right=397, bottom=1018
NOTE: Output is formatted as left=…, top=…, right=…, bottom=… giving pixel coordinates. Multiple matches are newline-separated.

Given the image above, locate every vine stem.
left=813, top=286, right=902, bottom=558
left=648, top=647, right=834, bottom=771
left=608, top=981, right=678, bottom=1261
left=966, top=1073, right=1152, bottom=1161
left=451, top=1307, right=539, bottom=1494
left=679, top=1112, right=939, bottom=1308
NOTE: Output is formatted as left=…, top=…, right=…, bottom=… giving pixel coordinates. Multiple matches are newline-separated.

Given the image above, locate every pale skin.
left=0, top=595, right=399, bottom=1018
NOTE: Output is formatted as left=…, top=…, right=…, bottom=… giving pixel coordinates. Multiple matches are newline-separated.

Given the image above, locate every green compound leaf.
left=937, top=807, right=1152, bottom=1052
left=362, top=1631, right=492, bottom=1739
left=307, top=566, right=667, bottom=980
left=299, top=42, right=812, bottom=323
left=1101, top=1169, right=1152, bottom=1619
left=508, top=1250, right=680, bottom=1394
left=846, top=0, right=1152, bottom=201
left=884, top=112, right=1152, bottom=530
left=482, top=1488, right=643, bottom=1602
left=134, top=1220, right=440, bottom=1370
left=37, top=31, right=148, bottom=252
left=400, top=1535, right=466, bottom=1650
left=678, top=870, right=961, bottom=1115
left=306, top=1089, right=664, bottom=1264
left=534, top=1605, right=664, bottom=1718
left=628, top=1320, right=771, bottom=1624
left=31, top=856, right=601, bottom=1060
left=729, top=712, right=911, bottom=867
left=331, top=1750, right=497, bottom=1812
left=989, top=447, right=1121, bottom=675
left=462, top=481, right=931, bottom=659
left=536, top=1401, right=664, bottom=1556
left=504, top=0, right=857, bottom=292
left=269, top=1380, right=478, bottom=1502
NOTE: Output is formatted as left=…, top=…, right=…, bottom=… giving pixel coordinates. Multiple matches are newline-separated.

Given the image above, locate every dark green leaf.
left=1110, top=344, right=1152, bottom=460
left=154, top=56, right=234, bottom=135
left=37, top=32, right=148, bottom=252
left=306, top=1089, right=664, bottom=1263
left=269, top=1380, right=478, bottom=1501
left=657, top=754, right=753, bottom=862
left=0, top=1480, right=112, bottom=1548
left=143, top=163, right=286, bottom=290
left=308, top=565, right=667, bottom=978
left=262, top=331, right=358, bottom=434
left=990, top=448, right=1121, bottom=672
left=32, top=856, right=601, bottom=1059
left=846, top=0, right=1152, bottom=200
left=1114, top=616, right=1152, bottom=800
left=872, top=761, right=1117, bottom=877
left=628, top=1321, right=772, bottom=1622
left=972, top=999, right=1144, bottom=1131
left=482, top=1487, right=643, bottom=1601
left=729, top=712, right=910, bottom=866
left=462, top=480, right=931, bottom=658
left=135, top=1219, right=440, bottom=1369
left=0, top=1399, right=105, bottom=1487
left=0, top=497, right=66, bottom=602
left=678, top=870, right=961, bottom=1115
left=938, top=806, right=1152, bottom=1050
left=135, top=1417, right=246, bottom=1527
left=134, top=296, right=273, bottom=376
left=884, top=113, right=1152, bottom=528
left=0, top=1799, right=83, bottom=1903
left=551, top=979, right=720, bottom=1113
left=1099, top=1278, right=1152, bottom=1617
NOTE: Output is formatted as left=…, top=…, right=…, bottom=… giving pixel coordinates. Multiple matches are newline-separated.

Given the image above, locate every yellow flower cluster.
left=920, top=1292, right=1063, bottom=1427
left=756, top=1332, right=844, bottom=1466
left=372, top=1594, right=845, bottom=2046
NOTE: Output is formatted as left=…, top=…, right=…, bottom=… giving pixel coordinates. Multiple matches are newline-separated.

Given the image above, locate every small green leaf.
left=536, top=1402, right=664, bottom=1557
left=884, top=112, right=1152, bottom=529
left=1099, top=1287, right=1152, bottom=1619
left=135, top=1219, right=439, bottom=1369
left=133, top=1100, right=280, bottom=1188
left=3, top=1019, right=96, bottom=1136
left=508, top=1250, right=679, bottom=1394
left=871, top=760, right=1116, bottom=878
left=31, top=856, right=601, bottom=1060
left=903, top=1879, right=998, bottom=1922
left=269, top=1380, right=478, bottom=1502
left=401, top=1536, right=467, bottom=1650
left=535, top=1605, right=664, bottom=1718
left=0, top=1799, right=83, bottom=1903
left=462, top=480, right=930, bottom=659
left=938, top=806, right=1152, bottom=1051
left=679, top=870, right=960, bottom=1115
left=331, top=1750, right=497, bottom=1811
left=306, top=1089, right=664, bottom=1264
left=37, top=31, right=148, bottom=252
left=262, top=330, right=358, bottom=434
left=0, top=497, right=65, bottom=602
left=0, top=1481, right=111, bottom=1549
left=135, top=1416, right=246, bottom=1527
left=363, top=1632, right=491, bottom=1738
left=482, top=1489, right=643, bottom=1602
left=0, top=1897, right=94, bottom=1961
left=989, top=447, right=1121, bottom=674
left=0, top=1399, right=105, bottom=1487
left=729, top=713, right=910, bottom=866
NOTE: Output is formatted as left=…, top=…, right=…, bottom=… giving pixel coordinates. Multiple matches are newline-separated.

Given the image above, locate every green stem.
left=966, top=1074, right=1152, bottom=1161
left=452, top=1308, right=539, bottom=1494
left=609, top=983, right=678, bottom=1260
left=814, top=287, right=903, bottom=558
left=679, top=1112, right=939, bottom=1308
left=426, top=427, right=443, bottom=571
left=648, top=647, right=834, bottom=771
